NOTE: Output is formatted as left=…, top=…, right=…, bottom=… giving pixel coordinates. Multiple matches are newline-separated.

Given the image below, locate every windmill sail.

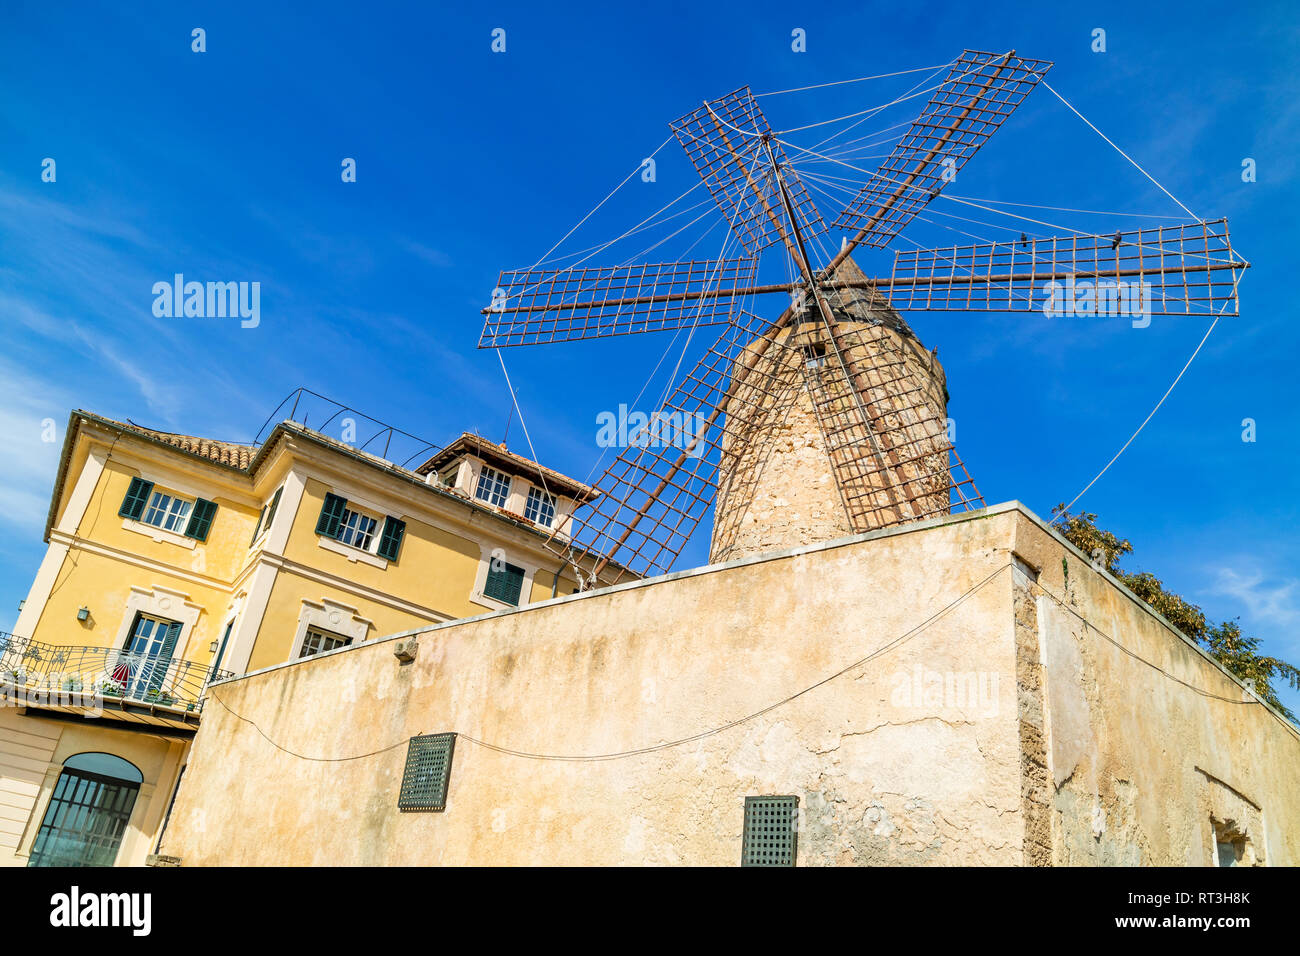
left=546, top=309, right=800, bottom=583
left=480, top=257, right=759, bottom=347
left=671, top=86, right=826, bottom=255
left=831, top=50, right=1053, bottom=245
left=795, top=259, right=984, bottom=535
left=875, top=219, right=1245, bottom=316
left=477, top=55, right=1245, bottom=588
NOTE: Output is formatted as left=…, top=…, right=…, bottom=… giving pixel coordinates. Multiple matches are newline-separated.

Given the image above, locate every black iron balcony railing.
left=0, top=633, right=232, bottom=713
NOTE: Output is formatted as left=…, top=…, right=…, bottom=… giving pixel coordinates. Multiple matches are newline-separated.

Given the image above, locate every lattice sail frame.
left=832, top=50, right=1053, bottom=245
left=555, top=309, right=803, bottom=583
left=481, top=257, right=758, bottom=347
left=876, top=219, right=1244, bottom=316
left=788, top=301, right=983, bottom=535
left=670, top=85, right=827, bottom=256
left=477, top=50, right=1246, bottom=585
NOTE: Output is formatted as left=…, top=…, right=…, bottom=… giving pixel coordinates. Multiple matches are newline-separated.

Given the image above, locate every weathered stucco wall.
left=1015, top=517, right=1300, bottom=866
left=160, top=504, right=1300, bottom=866
left=164, top=508, right=1027, bottom=865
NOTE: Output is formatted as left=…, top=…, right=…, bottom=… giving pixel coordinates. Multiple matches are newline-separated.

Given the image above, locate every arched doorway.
left=28, top=752, right=144, bottom=867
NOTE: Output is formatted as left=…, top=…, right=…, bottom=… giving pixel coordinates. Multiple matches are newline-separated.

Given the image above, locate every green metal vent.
left=398, top=733, right=456, bottom=812
left=741, top=795, right=798, bottom=867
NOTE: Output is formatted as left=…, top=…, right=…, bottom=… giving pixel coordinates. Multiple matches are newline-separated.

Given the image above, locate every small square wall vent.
left=741, top=795, right=798, bottom=867
left=398, top=733, right=456, bottom=812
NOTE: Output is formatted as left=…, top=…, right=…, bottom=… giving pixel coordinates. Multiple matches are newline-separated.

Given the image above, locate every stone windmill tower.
left=711, top=255, right=951, bottom=563
left=477, top=50, right=1246, bottom=586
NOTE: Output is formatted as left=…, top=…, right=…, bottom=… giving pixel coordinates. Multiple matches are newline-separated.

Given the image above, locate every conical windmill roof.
left=827, top=255, right=917, bottom=340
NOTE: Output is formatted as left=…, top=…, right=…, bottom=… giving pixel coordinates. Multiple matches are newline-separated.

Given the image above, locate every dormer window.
left=415, top=434, right=593, bottom=544
left=524, top=486, right=556, bottom=527
left=475, top=466, right=511, bottom=508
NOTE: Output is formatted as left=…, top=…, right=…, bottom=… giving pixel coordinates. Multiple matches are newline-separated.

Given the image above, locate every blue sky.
left=2, top=1, right=1298, bottom=714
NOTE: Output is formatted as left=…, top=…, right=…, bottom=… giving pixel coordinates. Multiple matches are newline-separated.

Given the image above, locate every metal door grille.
left=398, top=733, right=456, bottom=812
left=28, top=769, right=139, bottom=867
left=741, top=795, right=798, bottom=867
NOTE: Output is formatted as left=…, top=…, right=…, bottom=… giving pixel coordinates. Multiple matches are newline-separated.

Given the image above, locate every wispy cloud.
left=69, top=323, right=183, bottom=423
left=0, top=358, right=72, bottom=534
left=399, top=239, right=453, bottom=269
left=1212, top=566, right=1300, bottom=632
left=0, top=179, right=290, bottom=435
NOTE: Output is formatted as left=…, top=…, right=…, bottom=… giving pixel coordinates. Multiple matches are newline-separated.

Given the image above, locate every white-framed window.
left=299, top=625, right=353, bottom=658
left=142, top=490, right=193, bottom=533
left=290, top=598, right=373, bottom=662
left=315, top=492, right=405, bottom=567
left=338, top=507, right=378, bottom=551
left=475, top=466, right=511, bottom=508
left=524, top=486, right=556, bottom=527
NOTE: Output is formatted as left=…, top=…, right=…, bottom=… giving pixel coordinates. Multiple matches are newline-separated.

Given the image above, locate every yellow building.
left=0, top=409, right=616, bottom=867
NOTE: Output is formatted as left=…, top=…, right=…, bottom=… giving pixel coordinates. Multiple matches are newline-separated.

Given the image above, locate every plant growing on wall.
left=1053, top=505, right=1300, bottom=721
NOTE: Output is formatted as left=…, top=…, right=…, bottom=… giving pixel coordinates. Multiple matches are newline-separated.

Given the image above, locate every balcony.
left=0, top=632, right=232, bottom=728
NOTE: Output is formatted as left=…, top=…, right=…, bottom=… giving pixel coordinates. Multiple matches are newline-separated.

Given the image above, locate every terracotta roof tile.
left=91, top=414, right=257, bottom=469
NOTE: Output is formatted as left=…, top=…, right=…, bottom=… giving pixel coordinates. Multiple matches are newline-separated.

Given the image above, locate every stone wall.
left=711, top=256, right=953, bottom=563
left=1016, top=515, right=1300, bottom=866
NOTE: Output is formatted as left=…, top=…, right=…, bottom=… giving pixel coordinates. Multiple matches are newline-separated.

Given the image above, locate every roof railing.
left=254, top=387, right=444, bottom=470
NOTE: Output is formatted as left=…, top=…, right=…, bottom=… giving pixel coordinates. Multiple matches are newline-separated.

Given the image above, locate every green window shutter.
left=377, top=516, right=406, bottom=562
left=118, top=477, right=154, bottom=520
left=143, top=620, right=184, bottom=695
left=249, top=506, right=266, bottom=546
left=316, top=492, right=347, bottom=538
left=184, top=498, right=218, bottom=541
left=249, top=487, right=283, bottom=546
left=265, top=486, right=283, bottom=530
left=484, top=561, right=524, bottom=605
left=159, top=620, right=183, bottom=659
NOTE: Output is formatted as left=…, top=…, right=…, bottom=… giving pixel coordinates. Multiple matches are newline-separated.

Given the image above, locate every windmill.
left=478, top=50, right=1247, bottom=588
